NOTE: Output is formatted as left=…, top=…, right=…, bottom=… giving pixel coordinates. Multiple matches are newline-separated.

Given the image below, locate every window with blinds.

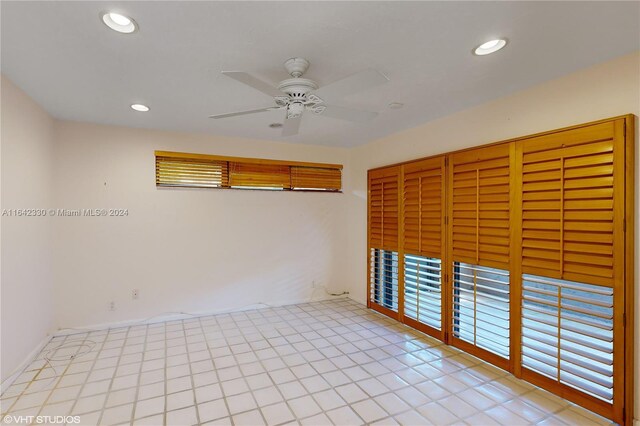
left=155, top=151, right=342, bottom=192
left=291, top=166, right=342, bottom=191
left=156, top=155, right=228, bottom=188
left=229, top=162, right=290, bottom=189
left=366, top=115, right=634, bottom=424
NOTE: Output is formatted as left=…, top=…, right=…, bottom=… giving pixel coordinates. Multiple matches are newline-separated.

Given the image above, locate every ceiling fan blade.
left=314, top=69, right=389, bottom=101
left=282, top=115, right=302, bottom=137
left=221, top=71, right=283, bottom=98
left=209, top=106, right=280, bottom=119
left=318, top=105, right=378, bottom=123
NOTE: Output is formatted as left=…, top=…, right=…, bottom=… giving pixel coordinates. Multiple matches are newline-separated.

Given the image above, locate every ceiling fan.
left=209, top=57, right=389, bottom=136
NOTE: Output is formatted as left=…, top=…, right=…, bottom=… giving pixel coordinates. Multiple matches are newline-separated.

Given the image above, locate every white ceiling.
left=1, top=1, right=638, bottom=147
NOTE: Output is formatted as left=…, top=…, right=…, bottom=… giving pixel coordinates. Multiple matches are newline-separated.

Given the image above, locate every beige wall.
left=51, top=121, right=351, bottom=329
left=345, top=51, right=640, bottom=421
left=1, top=76, right=56, bottom=381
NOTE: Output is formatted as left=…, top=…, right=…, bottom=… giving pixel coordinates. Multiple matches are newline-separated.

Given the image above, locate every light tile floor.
left=1, top=299, right=614, bottom=426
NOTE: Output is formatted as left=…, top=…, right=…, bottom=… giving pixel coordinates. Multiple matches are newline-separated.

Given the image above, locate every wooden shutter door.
left=448, top=144, right=512, bottom=369
left=368, top=166, right=401, bottom=319
left=517, top=119, right=627, bottom=422
left=402, top=157, right=446, bottom=340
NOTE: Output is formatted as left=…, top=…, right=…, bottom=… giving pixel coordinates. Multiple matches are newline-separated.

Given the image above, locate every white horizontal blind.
left=452, top=263, right=510, bottom=358
left=370, top=249, right=399, bottom=312
left=522, top=274, right=614, bottom=402
left=404, top=255, right=442, bottom=330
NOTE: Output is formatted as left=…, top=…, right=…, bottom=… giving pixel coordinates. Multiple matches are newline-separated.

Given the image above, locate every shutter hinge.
left=623, top=313, right=626, bottom=327
left=445, top=216, right=449, bottom=225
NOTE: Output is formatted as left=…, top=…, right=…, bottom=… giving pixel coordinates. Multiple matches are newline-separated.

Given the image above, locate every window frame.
left=155, top=151, right=343, bottom=192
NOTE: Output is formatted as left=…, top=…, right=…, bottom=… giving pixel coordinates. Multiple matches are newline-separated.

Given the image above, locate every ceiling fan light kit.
left=210, top=57, right=389, bottom=137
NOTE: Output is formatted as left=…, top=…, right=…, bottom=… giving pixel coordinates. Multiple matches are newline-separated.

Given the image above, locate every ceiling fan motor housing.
left=278, top=57, right=319, bottom=102
left=278, top=78, right=318, bottom=100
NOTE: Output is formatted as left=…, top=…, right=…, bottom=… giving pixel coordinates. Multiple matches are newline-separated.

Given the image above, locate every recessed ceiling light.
left=131, top=104, right=149, bottom=112
left=101, top=12, right=138, bottom=34
left=388, top=102, right=404, bottom=109
left=473, top=38, right=507, bottom=56
left=269, top=123, right=283, bottom=128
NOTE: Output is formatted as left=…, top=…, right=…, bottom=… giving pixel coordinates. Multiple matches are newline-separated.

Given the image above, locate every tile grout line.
left=65, top=329, right=115, bottom=421
left=95, top=325, right=134, bottom=425
left=128, top=323, right=150, bottom=425
left=32, top=333, right=90, bottom=419
left=178, top=317, right=201, bottom=425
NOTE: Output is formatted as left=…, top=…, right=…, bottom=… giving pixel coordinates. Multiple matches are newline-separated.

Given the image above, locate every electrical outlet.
left=132, top=289, right=139, bottom=299
left=109, top=301, right=116, bottom=311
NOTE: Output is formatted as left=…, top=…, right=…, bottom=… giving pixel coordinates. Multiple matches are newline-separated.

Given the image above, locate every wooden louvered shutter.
left=156, top=155, right=228, bottom=188
left=368, top=167, right=400, bottom=318
left=402, top=157, right=446, bottom=339
left=365, top=116, right=633, bottom=425
left=229, top=162, right=291, bottom=189
left=369, top=167, right=400, bottom=251
left=290, top=166, right=342, bottom=191
left=517, top=119, right=627, bottom=422
left=448, top=144, right=512, bottom=367
left=403, top=157, right=445, bottom=256
left=450, top=144, right=512, bottom=269
left=519, top=121, right=622, bottom=286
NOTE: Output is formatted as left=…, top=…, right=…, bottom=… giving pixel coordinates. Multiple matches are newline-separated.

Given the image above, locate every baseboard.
left=1, top=334, right=52, bottom=394
left=54, top=293, right=348, bottom=337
